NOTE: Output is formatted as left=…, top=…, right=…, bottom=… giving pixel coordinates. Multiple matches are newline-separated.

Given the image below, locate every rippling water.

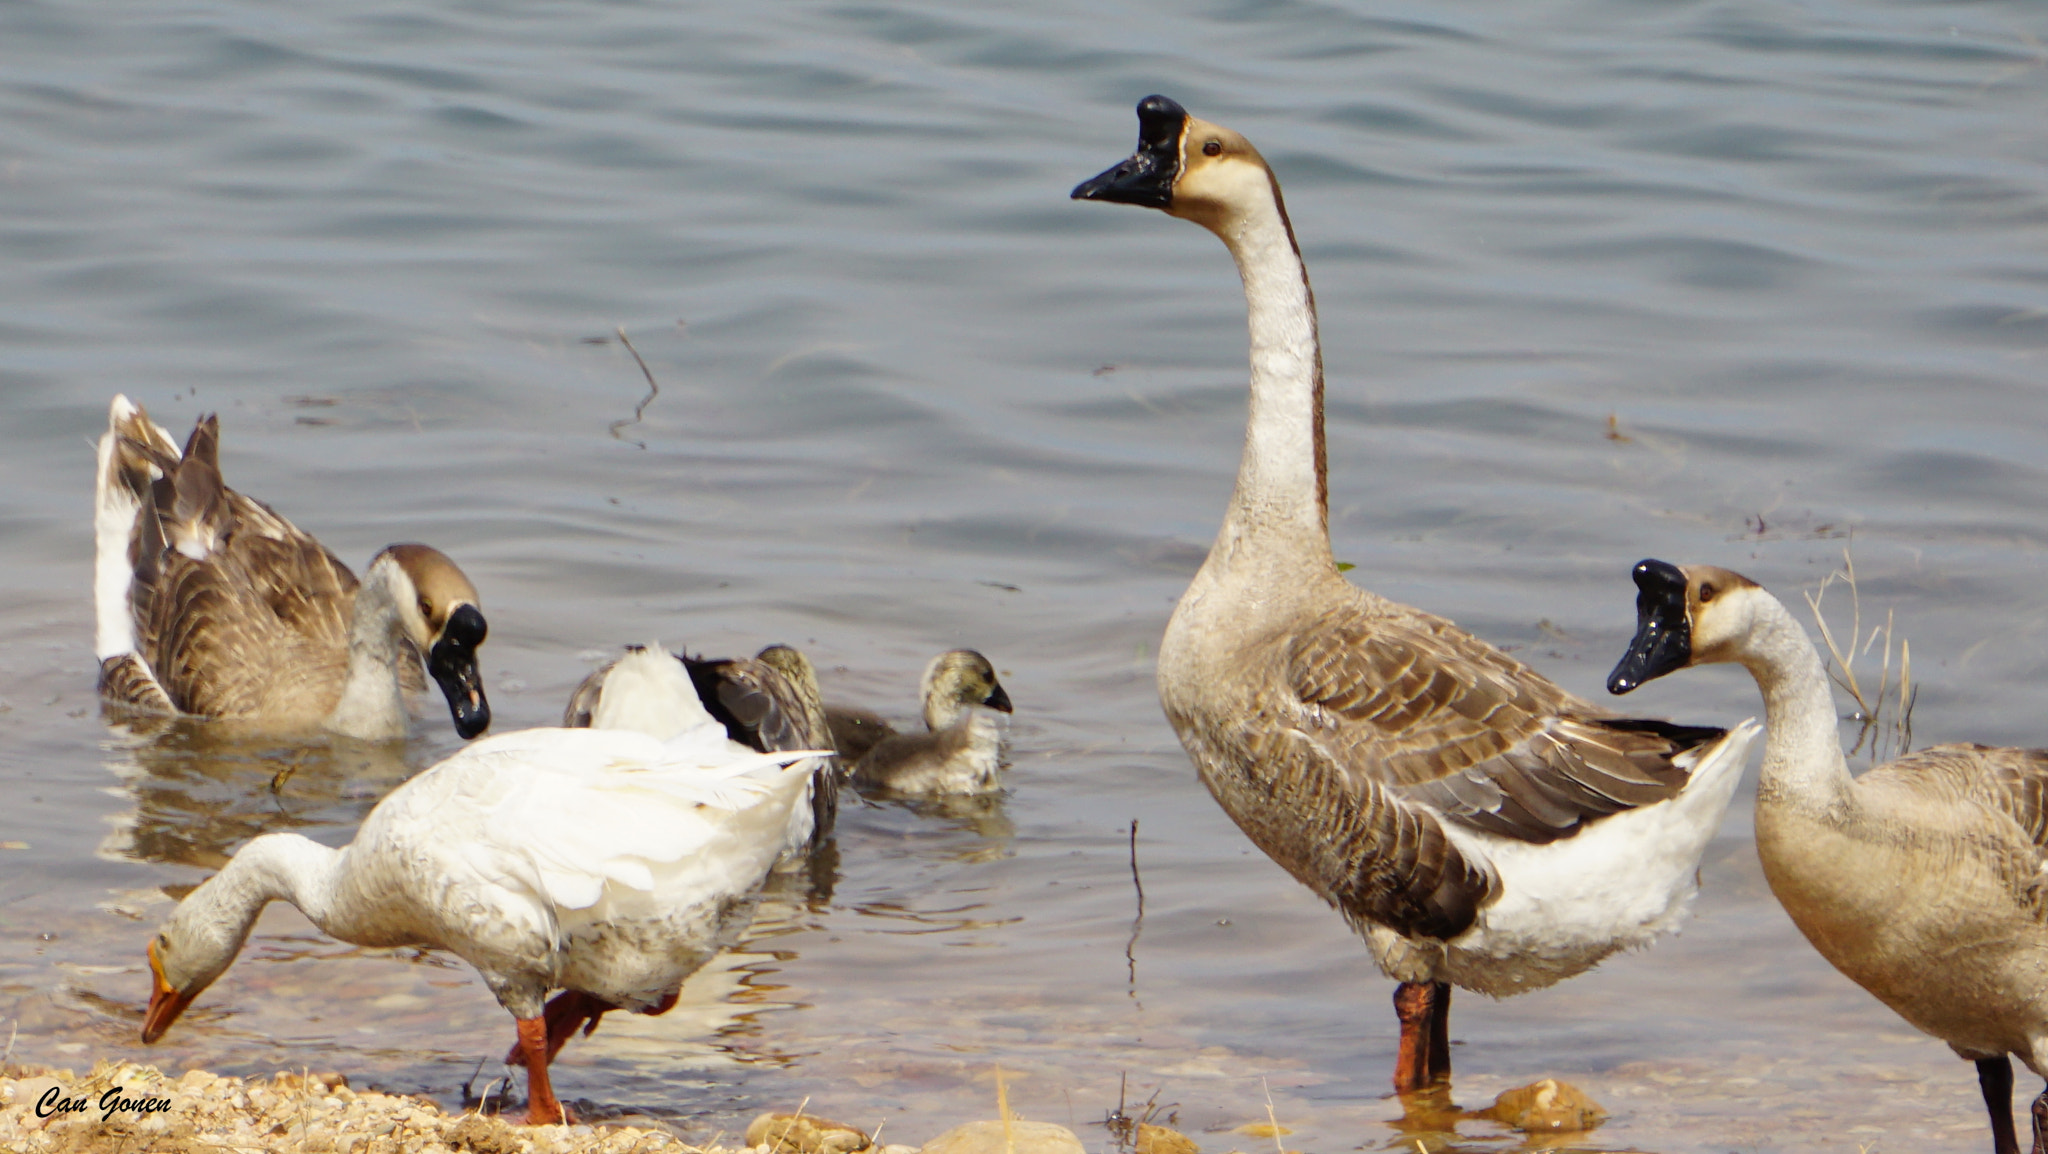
left=4, top=1, right=2048, bottom=1150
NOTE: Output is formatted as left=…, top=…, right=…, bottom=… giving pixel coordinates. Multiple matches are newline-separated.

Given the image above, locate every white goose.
left=1074, top=97, right=1758, bottom=1091
left=94, top=395, right=490, bottom=740
left=140, top=647, right=829, bottom=1124
left=1610, top=560, right=2048, bottom=1154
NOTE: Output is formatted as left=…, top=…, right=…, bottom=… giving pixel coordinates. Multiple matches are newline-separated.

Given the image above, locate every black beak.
left=983, top=681, right=1014, bottom=714
left=1607, top=559, right=1693, bottom=695
left=1071, top=95, right=1187, bottom=209
left=429, top=603, right=491, bottom=739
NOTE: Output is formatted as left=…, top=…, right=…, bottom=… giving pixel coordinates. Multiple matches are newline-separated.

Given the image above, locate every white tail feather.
left=93, top=395, right=161, bottom=659
left=590, top=644, right=712, bottom=740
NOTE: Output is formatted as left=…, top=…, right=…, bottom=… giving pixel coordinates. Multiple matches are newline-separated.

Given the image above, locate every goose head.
left=140, top=907, right=246, bottom=1043
left=921, top=649, right=1013, bottom=730
left=375, top=544, right=492, bottom=738
left=1072, top=95, right=1276, bottom=236
left=756, top=644, right=823, bottom=704
left=1607, top=559, right=1769, bottom=694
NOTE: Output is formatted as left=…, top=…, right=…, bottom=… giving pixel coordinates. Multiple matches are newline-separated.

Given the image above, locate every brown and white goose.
left=93, top=395, right=490, bottom=741
left=1611, top=560, right=2048, bottom=1154
left=1073, top=96, right=1758, bottom=1092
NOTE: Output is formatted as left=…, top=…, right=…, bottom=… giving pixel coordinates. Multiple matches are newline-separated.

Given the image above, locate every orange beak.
left=140, top=939, right=195, bottom=1044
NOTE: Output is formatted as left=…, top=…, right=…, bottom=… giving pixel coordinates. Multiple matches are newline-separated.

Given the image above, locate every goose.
left=1610, top=560, right=2048, bottom=1154
left=563, top=643, right=840, bottom=845
left=94, top=395, right=490, bottom=741
left=140, top=646, right=830, bottom=1125
left=1073, top=96, right=1759, bottom=1092
left=836, top=649, right=1014, bottom=796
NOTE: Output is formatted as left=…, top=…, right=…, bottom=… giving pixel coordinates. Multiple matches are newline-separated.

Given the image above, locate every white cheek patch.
left=1178, top=156, right=1270, bottom=206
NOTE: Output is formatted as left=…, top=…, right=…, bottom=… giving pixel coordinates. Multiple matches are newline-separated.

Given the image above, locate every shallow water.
left=3, top=0, right=2048, bottom=1150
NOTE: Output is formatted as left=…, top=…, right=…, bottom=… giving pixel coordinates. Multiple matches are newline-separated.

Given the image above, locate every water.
left=3, top=0, right=2047, bottom=1149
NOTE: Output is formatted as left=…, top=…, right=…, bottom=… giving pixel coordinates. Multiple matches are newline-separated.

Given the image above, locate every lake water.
left=4, top=1, right=2047, bottom=1150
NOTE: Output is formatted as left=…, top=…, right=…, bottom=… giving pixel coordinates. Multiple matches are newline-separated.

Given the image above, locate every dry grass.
left=1804, top=549, right=1916, bottom=763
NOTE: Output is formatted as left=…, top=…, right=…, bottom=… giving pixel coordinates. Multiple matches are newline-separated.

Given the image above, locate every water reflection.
left=1379, top=1085, right=1607, bottom=1153
left=96, top=718, right=430, bottom=871
left=848, top=790, right=1018, bottom=860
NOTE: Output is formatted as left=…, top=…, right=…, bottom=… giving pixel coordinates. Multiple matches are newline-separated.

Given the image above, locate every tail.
left=589, top=644, right=713, bottom=740
left=94, top=396, right=179, bottom=660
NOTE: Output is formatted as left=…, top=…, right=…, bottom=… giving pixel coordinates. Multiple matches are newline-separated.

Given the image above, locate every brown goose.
left=836, top=649, right=1014, bottom=796
left=1073, top=97, right=1757, bottom=1092
left=1611, top=560, right=2048, bottom=1154
left=93, top=395, right=489, bottom=741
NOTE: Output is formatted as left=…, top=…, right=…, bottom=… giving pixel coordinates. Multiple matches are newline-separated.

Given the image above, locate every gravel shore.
left=0, top=1060, right=753, bottom=1154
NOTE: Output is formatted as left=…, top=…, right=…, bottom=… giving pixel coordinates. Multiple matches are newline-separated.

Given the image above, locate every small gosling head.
left=920, top=649, right=1013, bottom=730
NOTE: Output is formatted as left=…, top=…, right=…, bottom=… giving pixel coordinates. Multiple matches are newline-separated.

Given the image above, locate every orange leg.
left=514, top=1017, right=575, bottom=1125
left=506, top=990, right=615, bottom=1065
left=1391, top=981, right=1451, bottom=1094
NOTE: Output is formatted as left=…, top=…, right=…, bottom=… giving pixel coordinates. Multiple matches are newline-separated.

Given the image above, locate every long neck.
left=1740, top=594, right=1855, bottom=816
left=1210, top=186, right=1332, bottom=568
left=324, top=562, right=412, bottom=740
left=169, top=833, right=347, bottom=971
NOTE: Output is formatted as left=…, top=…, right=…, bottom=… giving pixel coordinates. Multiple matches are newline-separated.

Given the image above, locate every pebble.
left=747, top=1111, right=871, bottom=1154
left=919, top=1120, right=1086, bottom=1154
left=1132, top=1123, right=1199, bottom=1154
left=1474, top=1078, right=1607, bottom=1134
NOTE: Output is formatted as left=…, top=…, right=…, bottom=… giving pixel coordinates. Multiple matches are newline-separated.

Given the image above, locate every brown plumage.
left=840, top=650, right=1014, bottom=796
left=1076, top=97, right=1756, bottom=1092
left=1610, top=559, right=2048, bottom=1154
left=93, top=395, right=491, bottom=740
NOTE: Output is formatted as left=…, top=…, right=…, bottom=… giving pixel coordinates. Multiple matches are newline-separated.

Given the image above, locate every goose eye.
left=1698, top=583, right=1717, bottom=603
left=1203, top=139, right=1222, bottom=157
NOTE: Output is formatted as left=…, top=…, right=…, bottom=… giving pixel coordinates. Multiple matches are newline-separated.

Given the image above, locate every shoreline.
left=0, top=1060, right=803, bottom=1154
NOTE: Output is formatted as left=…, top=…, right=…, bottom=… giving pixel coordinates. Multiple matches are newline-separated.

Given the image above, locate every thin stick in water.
left=609, top=326, right=662, bottom=448
left=1125, top=819, right=1145, bottom=993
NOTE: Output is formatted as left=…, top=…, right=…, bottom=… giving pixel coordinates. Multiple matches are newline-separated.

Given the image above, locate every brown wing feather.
left=1284, top=603, right=1728, bottom=846
left=123, top=414, right=360, bottom=720
left=1176, top=703, right=1497, bottom=941
left=1866, top=744, right=2048, bottom=916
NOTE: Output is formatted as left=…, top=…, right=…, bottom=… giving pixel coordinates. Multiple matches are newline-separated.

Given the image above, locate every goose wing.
left=347, top=726, right=818, bottom=970
left=122, top=415, right=360, bottom=716
left=1865, top=744, right=2048, bottom=914
left=401, top=726, right=816, bottom=909
left=689, top=654, right=840, bottom=842
left=1216, top=603, right=1728, bottom=942
left=1282, top=604, right=1728, bottom=842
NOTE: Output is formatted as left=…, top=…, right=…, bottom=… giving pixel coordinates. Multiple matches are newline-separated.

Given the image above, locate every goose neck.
left=1211, top=187, right=1331, bottom=565
left=325, top=561, right=412, bottom=740
left=167, top=834, right=344, bottom=974
left=1742, top=593, right=1855, bottom=816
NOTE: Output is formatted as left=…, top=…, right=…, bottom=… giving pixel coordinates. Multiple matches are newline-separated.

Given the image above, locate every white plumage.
left=142, top=707, right=829, bottom=1124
